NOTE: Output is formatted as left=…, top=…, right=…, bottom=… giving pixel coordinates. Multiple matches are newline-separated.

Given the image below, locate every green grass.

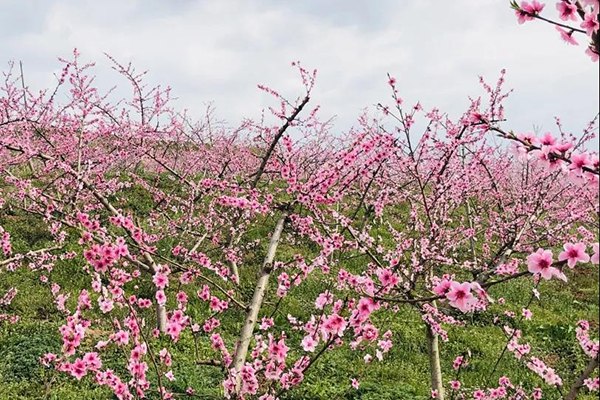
left=0, top=197, right=598, bottom=400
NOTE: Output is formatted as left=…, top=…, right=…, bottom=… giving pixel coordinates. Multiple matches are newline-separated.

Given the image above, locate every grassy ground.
left=0, top=204, right=598, bottom=400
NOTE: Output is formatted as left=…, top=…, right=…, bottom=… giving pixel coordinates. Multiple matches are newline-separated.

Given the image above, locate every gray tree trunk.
left=233, top=215, right=287, bottom=392
left=426, top=324, right=445, bottom=400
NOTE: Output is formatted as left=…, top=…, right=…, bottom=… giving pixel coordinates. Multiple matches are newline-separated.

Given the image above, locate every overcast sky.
left=2, top=0, right=599, bottom=143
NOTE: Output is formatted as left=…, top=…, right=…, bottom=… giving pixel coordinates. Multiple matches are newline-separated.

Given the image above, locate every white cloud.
left=1, top=0, right=598, bottom=144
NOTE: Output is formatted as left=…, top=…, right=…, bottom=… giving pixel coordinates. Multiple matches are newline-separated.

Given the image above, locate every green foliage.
left=0, top=323, right=59, bottom=383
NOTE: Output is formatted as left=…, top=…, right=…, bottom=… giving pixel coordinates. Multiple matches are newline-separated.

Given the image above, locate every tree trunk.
left=426, top=324, right=445, bottom=400
left=142, top=252, right=167, bottom=334
left=227, top=233, right=241, bottom=285
left=156, top=301, right=167, bottom=333
left=223, top=219, right=243, bottom=285
left=565, top=356, right=598, bottom=400
left=233, top=214, right=287, bottom=392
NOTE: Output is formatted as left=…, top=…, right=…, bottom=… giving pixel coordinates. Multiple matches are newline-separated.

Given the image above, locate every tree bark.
left=156, top=301, right=167, bottom=333
left=142, top=252, right=167, bottom=334
left=565, top=356, right=598, bottom=400
left=233, top=214, right=287, bottom=391
left=426, top=324, right=445, bottom=400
